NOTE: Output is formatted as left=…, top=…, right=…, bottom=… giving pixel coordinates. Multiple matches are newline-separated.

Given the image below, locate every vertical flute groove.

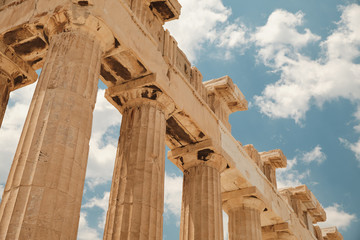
left=180, top=164, right=223, bottom=240
left=228, top=207, right=262, bottom=240
left=104, top=101, right=166, bottom=240
left=0, top=30, right=102, bottom=240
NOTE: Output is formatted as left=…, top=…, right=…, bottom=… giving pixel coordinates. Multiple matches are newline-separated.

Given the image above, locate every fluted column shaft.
left=104, top=100, right=166, bottom=240
left=228, top=206, right=261, bottom=240
left=0, top=30, right=102, bottom=240
left=0, top=76, right=10, bottom=127
left=223, top=197, right=264, bottom=240
left=180, top=163, right=224, bottom=240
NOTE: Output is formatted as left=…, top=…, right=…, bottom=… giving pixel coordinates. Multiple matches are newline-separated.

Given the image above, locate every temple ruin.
left=0, top=0, right=344, bottom=239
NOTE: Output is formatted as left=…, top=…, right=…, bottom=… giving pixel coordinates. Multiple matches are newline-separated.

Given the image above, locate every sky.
left=0, top=0, right=360, bottom=239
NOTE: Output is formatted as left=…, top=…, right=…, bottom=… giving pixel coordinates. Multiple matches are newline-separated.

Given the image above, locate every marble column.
left=0, top=30, right=102, bottom=240
left=0, top=72, right=10, bottom=127
left=223, top=197, right=265, bottom=240
left=180, top=154, right=224, bottom=240
left=104, top=97, right=166, bottom=240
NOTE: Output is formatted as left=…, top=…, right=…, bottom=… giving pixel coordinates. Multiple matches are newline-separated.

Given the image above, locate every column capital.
left=105, top=73, right=176, bottom=118
left=44, top=7, right=115, bottom=53
left=223, top=196, right=265, bottom=213
left=167, top=139, right=228, bottom=172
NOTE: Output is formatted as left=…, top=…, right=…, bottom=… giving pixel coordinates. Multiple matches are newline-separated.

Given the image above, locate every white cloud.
left=0, top=83, right=35, bottom=183
left=277, top=145, right=324, bottom=188
left=253, top=9, right=320, bottom=66
left=277, top=158, right=311, bottom=189
left=77, top=212, right=101, bottom=240
left=301, top=145, right=326, bottom=164
left=165, top=0, right=248, bottom=61
left=0, top=184, right=4, bottom=201
left=83, top=191, right=110, bottom=229
left=318, top=204, right=357, bottom=230
left=85, top=89, right=121, bottom=187
left=339, top=137, right=360, bottom=165
left=324, top=5, right=360, bottom=61
left=223, top=211, right=228, bottom=240
left=164, top=173, right=183, bottom=217
left=353, top=106, right=360, bottom=132
left=253, top=5, right=360, bottom=123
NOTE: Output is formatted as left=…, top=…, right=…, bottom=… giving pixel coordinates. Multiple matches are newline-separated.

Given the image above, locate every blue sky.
left=0, top=0, right=359, bottom=239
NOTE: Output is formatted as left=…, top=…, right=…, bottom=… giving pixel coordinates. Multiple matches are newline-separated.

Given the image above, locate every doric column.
left=168, top=146, right=226, bottom=240
left=223, top=196, right=265, bottom=240
left=0, top=73, right=10, bottom=127
left=0, top=29, right=102, bottom=239
left=104, top=83, right=171, bottom=240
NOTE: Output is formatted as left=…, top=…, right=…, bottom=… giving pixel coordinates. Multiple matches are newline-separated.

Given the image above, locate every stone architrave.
left=0, top=29, right=102, bottom=239
left=223, top=196, right=265, bottom=240
left=277, top=232, right=296, bottom=240
left=103, top=84, right=172, bottom=240
left=0, top=40, right=37, bottom=128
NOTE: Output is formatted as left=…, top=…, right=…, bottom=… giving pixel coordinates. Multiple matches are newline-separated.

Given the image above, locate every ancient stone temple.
left=0, top=0, right=343, bottom=239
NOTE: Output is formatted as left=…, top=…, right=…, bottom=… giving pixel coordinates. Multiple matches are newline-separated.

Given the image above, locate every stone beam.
left=260, top=149, right=287, bottom=188
left=321, top=227, right=343, bottom=240
left=279, top=185, right=326, bottom=224
left=262, top=222, right=297, bottom=240
left=0, top=1, right=321, bottom=239
left=243, top=144, right=263, bottom=170
left=145, top=0, right=182, bottom=22
left=0, top=40, right=37, bottom=127
left=314, top=225, right=324, bottom=240
left=204, top=76, right=248, bottom=131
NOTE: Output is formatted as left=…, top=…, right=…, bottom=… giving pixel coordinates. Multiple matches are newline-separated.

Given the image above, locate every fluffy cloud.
left=77, top=212, right=101, bottom=240
left=0, top=83, right=35, bottom=183
left=277, top=145, right=325, bottom=188
left=83, top=191, right=110, bottom=229
left=85, top=89, right=121, bottom=187
left=164, top=173, right=183, bottom=217
left=318, top=204, right=357, bottom=230
left=254, top=5, right=360, bottom=123
left=0, top=184, right=4, bottom=201
left=277, top=158, right=310, bottom=189
left=253, top=10, right=320, bottom=66
left=339, top=137, right=360, bottom=165
left=167, top=2, right=360, bottom=129
left=300, top=145, right=326, bottom=164
left=165, top=0, right=248, bottom=61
